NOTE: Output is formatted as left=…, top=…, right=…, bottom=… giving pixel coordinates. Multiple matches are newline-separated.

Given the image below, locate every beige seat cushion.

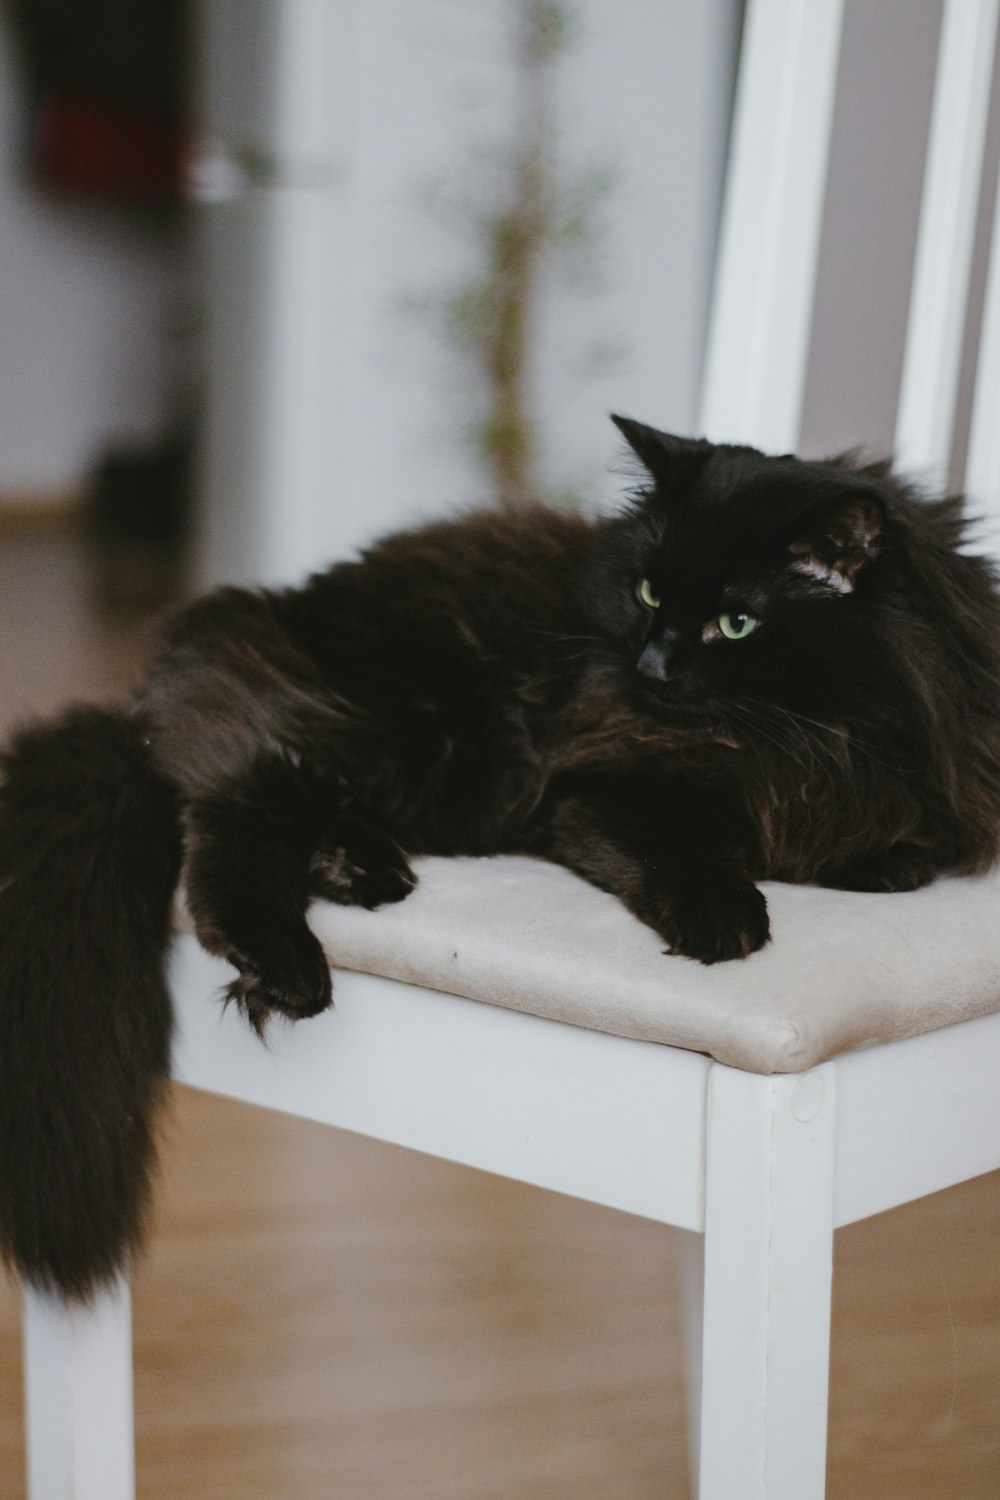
left=305, top=855, right=1000, bottom=1075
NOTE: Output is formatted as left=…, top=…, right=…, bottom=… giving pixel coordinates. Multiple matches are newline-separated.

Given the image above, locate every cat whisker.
left=761, top=704, right=849, bottom=772
left=723, top=701, right=818, bottom=778
left=728, top=699, right=862, bottom=797
left=768, top=703, right=904, bottom=774
left=730, top=700, right=878, bottom=824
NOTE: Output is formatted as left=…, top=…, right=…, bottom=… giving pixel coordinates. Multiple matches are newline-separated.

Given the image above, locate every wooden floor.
left=0, top=529, right=999, bottom=1498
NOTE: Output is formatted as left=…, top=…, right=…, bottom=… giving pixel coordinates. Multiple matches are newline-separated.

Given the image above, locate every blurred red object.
left=34, top=92, right=185, bottom=202
left=34, top=92, right=185, bottom=201
left=6, top=0, right=189, bottom=205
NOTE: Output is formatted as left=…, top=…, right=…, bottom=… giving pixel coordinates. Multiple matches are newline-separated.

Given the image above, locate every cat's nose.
left=637, top=638, right=677, bottom=682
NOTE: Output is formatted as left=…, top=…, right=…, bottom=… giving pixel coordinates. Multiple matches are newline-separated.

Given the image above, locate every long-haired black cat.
left=3, top=415, right=1000, bottom=1299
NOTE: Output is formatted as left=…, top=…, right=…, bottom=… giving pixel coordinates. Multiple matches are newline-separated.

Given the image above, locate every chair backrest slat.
left=894, top=0, right=1000, bottom=485
left=698, top=0, right=844, bottom=453
left=965, top=163, right=1000, bottom=524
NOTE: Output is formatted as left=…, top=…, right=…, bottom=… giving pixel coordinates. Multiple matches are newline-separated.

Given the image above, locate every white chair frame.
left=18, top=2, right=1000, bottom=1496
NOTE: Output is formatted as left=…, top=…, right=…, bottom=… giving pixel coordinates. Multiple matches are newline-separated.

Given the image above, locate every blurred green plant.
left=440, top=0, right=613, bottom=509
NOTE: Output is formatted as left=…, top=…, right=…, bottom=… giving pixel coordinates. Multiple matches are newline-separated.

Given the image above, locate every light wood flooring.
left=0, top=528, right=998, bottom=1498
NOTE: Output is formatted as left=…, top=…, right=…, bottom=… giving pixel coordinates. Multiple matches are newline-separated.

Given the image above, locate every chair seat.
left=294, top=856, right=1000, bottom=1075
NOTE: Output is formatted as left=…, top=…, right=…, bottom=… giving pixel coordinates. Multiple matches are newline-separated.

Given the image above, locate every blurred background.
left=0, top=2, right=998, bottom=1496
left=0, top=0, right=979, bottom=619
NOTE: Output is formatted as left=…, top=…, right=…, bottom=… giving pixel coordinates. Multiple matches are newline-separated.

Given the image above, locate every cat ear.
left=788, top=492, right=883, bottom=593
left=611, top=415, right=712, bottom=487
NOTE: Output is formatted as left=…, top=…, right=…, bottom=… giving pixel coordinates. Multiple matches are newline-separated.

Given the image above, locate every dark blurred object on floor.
left=85, top=430, right=193, bottom=607
left=4, top=0, right=190, bottom=202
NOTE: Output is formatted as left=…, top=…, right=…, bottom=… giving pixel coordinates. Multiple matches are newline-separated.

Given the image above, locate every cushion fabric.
left=304, top=855, right=1000, bottom=1075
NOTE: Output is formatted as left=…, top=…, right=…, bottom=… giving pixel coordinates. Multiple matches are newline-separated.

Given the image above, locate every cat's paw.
left=654, top=877, right=770, bottom=964
left=223, top=932, right=333, bottom=1037
left=821, top=843, right=937, bottom=893
left=309, top=826, right=417, bottom=910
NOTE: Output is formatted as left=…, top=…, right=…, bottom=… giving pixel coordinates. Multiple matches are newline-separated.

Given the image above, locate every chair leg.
left=693, top=1062, right=837, bottom=1500
left=23, top=1277, right=135, bottom=1500
left=676, top=1227, right=706, bottom=1496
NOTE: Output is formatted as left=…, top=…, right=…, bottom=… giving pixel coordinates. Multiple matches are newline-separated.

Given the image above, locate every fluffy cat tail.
left=0, top=704, right=182, bottom=1300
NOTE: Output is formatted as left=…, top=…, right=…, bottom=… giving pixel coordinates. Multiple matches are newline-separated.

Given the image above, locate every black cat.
left=3, top=416, right=1000, bottom=1299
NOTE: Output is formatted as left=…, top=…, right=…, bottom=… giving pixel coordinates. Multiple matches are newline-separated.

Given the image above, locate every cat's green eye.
left=718, top=611, right=759, bottom=640
left=638, top=578, right=661, bottom=609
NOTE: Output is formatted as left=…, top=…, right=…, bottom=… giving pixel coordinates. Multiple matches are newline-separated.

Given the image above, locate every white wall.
left=195, top=0, right=742, bottom=587
left=0, top=9, right=183, bottom=499
left=537, top=0, right=741, bottom=506
left=0, top=0, right=978, bottom=529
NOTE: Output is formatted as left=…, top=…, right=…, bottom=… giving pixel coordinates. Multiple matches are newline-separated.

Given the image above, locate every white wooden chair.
left=19, top=2, right=1000, bottom=1496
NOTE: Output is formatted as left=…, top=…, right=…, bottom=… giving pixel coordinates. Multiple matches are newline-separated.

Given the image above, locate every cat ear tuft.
left=610, top=415, right=712, bottom=487
left=789, top=493, right=883, bottom=593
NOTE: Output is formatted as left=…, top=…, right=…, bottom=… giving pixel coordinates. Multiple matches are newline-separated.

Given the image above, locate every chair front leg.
left=691, top=1062, right=837, bottom=1500
left=23, top=1277, right=135, bottom=1500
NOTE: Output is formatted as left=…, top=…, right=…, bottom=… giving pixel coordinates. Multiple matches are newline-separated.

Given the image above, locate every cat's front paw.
left=310, top=825, right=417, bottom=910
left=654, top=877, right=770, bottom=964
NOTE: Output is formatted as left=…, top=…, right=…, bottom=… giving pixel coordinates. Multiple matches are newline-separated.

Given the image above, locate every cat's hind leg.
left=144, top=585, right=419, bottom=1030
left=182, top=758, right=334, bottom=1034
left=142, top=586, right=356, bottom=1031
left=184, top=777, right=419, bottom=1034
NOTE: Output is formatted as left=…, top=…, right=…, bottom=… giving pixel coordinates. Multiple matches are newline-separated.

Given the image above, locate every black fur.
left=0, top=707, right=180, bottom=1297
left=3, top=419, right=1000, bottom=1299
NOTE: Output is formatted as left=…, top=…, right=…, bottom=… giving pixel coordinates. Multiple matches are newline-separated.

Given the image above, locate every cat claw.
left=223, top=947, right=333, bottom=1037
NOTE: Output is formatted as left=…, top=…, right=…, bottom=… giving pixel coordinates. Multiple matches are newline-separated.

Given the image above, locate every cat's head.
left=585, top=416, right=897, bottom=736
